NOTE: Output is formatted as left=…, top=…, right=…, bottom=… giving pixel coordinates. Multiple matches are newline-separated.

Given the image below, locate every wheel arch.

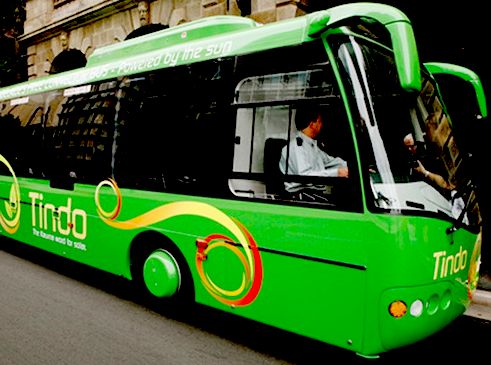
left=129, top=229, right=195, bottom=302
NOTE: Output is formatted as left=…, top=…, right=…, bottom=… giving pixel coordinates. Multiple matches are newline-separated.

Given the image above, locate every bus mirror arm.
left=424, top=62, right=488, bottom=119
left=386, top=21, right=421, bottom=93
left=309, top=3, right=422, bottom=93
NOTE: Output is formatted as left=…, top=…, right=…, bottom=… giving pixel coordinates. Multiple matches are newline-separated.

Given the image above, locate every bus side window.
left=0, top=103, right=23, bottom=175
left=0, top=96, right=45, bottom=178
left=113, top=58, right=235, bottom=197
left=47, top=82, right=117, bottom=186
left=230, top=105, right=290, bottom=199
left=230, top=43, right=360, bottom=210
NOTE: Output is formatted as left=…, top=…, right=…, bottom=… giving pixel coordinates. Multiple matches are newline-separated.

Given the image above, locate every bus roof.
left=0, top=3, right=420, bottom=101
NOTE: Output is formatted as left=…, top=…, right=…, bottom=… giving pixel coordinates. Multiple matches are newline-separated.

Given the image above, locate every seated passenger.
left=279, top=108, right=348, bottom=194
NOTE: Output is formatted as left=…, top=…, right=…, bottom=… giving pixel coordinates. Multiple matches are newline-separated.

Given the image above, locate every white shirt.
left=279, top=132, right=347, bottom=192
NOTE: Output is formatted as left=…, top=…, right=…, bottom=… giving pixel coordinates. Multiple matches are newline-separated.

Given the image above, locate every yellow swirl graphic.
left=0, top=155, right=21, bottom=234
left=95, top=179, right=263, bottom=306
left=95, top=178, right=122, bottom=220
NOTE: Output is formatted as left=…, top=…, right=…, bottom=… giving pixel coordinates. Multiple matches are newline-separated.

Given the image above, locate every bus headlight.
left=409, top=299, right=424, bottom=317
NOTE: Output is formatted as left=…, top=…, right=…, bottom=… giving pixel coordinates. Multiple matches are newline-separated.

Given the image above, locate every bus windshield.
left=333, top=34, right=480, bottom=230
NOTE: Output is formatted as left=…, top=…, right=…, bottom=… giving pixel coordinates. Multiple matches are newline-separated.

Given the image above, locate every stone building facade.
left=21, top=0, right=310, bottom=79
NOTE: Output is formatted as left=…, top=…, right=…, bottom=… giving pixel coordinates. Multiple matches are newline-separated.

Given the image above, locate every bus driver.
left=279, top=108, right=348, bottom=195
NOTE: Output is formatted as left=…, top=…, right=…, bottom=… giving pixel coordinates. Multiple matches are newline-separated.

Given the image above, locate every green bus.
left=0, top=2, right=487, bottom=358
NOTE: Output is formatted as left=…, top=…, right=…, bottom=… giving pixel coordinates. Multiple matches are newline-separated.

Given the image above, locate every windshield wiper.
left=376, top=191, right=392, bottom=206
left=406, top=200, right=425, bottom=210
left=446, top=180, right=475, bottom=234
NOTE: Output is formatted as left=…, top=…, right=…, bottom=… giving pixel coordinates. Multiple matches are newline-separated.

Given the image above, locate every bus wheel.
left=131, top=233, right=194, bottom=307
left=143, top=249, right=180, bottom=298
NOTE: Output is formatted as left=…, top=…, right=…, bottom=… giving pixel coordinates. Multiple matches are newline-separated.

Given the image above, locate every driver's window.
left=229, top=46, right=359, bottom=210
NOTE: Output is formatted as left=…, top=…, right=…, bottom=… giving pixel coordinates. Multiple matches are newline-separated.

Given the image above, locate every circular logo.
left=0, top=155, right=21, bottom=234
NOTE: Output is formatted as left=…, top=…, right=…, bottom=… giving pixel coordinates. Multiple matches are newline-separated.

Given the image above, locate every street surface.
left=1, top=240, right=490, bottom=365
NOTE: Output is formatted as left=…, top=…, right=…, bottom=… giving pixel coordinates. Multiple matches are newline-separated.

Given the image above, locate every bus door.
left=225, top=41, right=367, bottom=351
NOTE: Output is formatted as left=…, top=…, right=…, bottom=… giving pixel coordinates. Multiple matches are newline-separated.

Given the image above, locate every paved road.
left=0, top=246, right=291, bottom=365
left=1, top=241, right=490, bottom=365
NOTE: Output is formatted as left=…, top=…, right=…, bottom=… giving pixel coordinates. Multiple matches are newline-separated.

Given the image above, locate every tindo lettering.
left=432, top=246, right=468, bottom=280
left=29, top=192, right=87, bottom=240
